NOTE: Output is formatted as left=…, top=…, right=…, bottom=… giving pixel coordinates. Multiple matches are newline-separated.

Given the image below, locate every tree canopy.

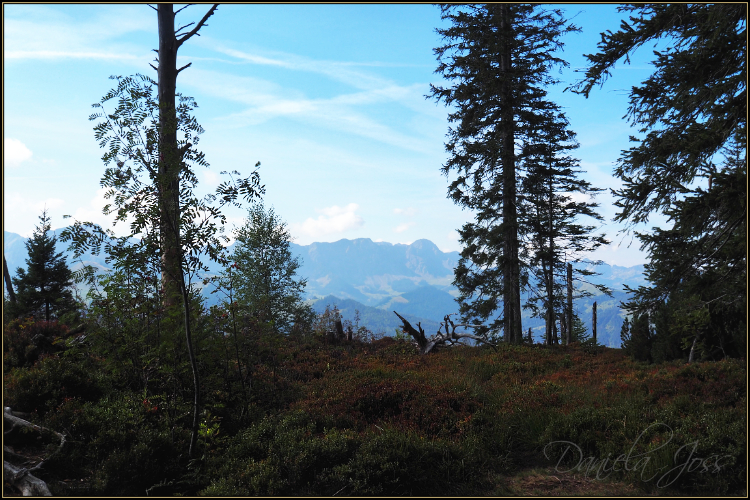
left=10, top=210, right=76, bottom=322
left=231, top=203, right=314, bottom=336
left=429, top=4, right=607, bottom=343
left=573, top=3, right=747, bottom=361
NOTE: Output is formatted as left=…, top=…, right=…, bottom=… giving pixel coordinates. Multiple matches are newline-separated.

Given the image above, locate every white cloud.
left=67, top=187, right=130, bottom=237
left=393, top=207, right=417, bottom=216
left=4, top=192, right=64, bottom=214
left=394, top=222, right=414, bottom=233
left=4, top=138, right=33, bottom=167
left=203, top=169, right=221, bottom=188
left=293, top=203, right=364, bottom=237
left=209, top=43, right=397, bottom=92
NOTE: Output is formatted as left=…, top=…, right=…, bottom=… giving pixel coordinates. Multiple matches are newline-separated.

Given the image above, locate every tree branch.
left=175, top=4, right=218, bottom=50
left=175, top=4, right=193, bottom=15
left=175, top=21, right=195, bottom=36
left=393, top=311, right=496, bottom=355
left=176, top=62, right=193, bottom=75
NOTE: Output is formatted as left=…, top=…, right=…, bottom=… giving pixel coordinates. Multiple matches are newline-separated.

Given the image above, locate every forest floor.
left=3, top=319, right=746, bottom=496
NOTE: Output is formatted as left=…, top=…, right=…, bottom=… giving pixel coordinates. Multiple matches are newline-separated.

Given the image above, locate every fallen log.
left=4, top=461, right=52, bottom=496
left=393, top=311, right=497, bottom=355
left=4, top=407, right=66, bottom=496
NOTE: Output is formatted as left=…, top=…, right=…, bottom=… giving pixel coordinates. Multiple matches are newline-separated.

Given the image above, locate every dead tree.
left=592, top=301, right=597, bottom=344
left=4, top=407, right=67, bottom=496
left=335, top=318, right=345, bottom=342
left=393, top=311, right=497, bottom=355
left=3, top=256, right=16, bottom=304
left=150, top=2, right=218, bottom=460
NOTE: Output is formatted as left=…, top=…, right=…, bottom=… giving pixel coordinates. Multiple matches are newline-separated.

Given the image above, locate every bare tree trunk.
left=154, top=3, right=218, bottom=460
left=498, top=4, right=522, bottom=344
left=553, top=315, right=559, bottom=345
left=335, top=319, right=345, bottom=342
left=592, top=301, right=597, bottom=344
left=4, top=256, right=17, bottom=304
left=394, top=311, right=496, bottom=355
left=688, top=333, right=700, bottom=363
left=157, top=4, right=181, bottom=310
left=566, top=263, right=573, bottom=345
left=545, top=177, right=555, bottom=346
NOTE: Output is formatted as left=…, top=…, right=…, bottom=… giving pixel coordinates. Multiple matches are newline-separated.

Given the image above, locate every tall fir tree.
left=429, top=4, right=580, bottom=343
left=519, top=107, right=611, bottom=345
left=573, top=4, right=746, bottom=360
left=231, top=203, right=314, bottom=335
left=11, top=210, right=76, bottom=322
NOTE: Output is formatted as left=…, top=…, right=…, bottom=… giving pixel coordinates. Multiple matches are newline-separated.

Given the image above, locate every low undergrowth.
left=3, top=319, right=746, bottom=496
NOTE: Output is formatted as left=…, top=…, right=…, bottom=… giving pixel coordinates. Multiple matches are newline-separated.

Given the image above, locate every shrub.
left=3, top=353, right=106, bottom=416
left=3, top=318, right=69, bottom=371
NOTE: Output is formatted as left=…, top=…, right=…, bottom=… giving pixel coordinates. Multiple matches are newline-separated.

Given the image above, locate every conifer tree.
left=11, top=210, right=76, bottom=322
left=569, top=313, right=590, bottom=344
left=520, top=107, right=611, bottom=345
left=429, top=4, right=580, bottom=343
left=573, top=4, right=746, bottom=360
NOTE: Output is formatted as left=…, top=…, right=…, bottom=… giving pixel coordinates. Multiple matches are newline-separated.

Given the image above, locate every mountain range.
left=4, top=230, right=648, bottom=347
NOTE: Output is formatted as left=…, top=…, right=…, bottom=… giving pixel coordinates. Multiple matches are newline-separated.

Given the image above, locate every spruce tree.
left=12, top=210, right=76, bottom=322
left=520, top=107, right=611, bottom=345
left=429, top=4, right=580, bottom=343
left=573, top=4, right=746, bottom=360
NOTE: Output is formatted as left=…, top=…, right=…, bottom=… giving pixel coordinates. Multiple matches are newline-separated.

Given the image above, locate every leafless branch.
left=175, top=4, right=218, bottom=50
left=175, top=4, right=193, bottom=15
left=176, top=62, right=193, bottom=75
left=175, top=21, right=195, bottom=36
left=394, top=311, right=496, bottom=355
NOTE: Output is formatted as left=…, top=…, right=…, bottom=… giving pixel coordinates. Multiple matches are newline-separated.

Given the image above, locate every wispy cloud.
left=208, top=43, right=401, bottom=92
left=4, top=5, right=153, bottom=61
left=292, top=203, right=364, bottom=237
left=180, top=59, right=434, bottom=152
left=5, top=50, right=140, bottom=61
left=4, top=138, right=33, bottom=168
left=4, top=192, right=67, bottom=236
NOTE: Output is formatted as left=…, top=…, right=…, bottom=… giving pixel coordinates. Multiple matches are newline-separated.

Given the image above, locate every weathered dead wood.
left=4, top=461, right=51, bottom=496
left=334, top=319, right=345, bottom=342
left=4, top=407, right=66, bottom=496
left=393, top=311, right=497, bottom=355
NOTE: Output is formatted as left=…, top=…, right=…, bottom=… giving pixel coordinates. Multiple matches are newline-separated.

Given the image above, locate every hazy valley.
left=5, top=231, right=646, bottom=347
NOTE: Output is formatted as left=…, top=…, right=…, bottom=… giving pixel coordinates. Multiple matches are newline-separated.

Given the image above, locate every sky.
left=4, top=4, right=673, bottom=267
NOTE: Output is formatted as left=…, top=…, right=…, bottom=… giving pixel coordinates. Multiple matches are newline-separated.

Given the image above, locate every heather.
left=4, top=319, right=745, bottom=496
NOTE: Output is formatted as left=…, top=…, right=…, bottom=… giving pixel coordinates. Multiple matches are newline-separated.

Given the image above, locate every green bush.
left=337, top=427, right=487, bottom=496
left=201, top=410, right=491, bottom=496
left=42, top=391, right=185, bottom=496
left=3, top=318, right=69, bottom=371
left=202, top=410, right=359, bottom=495
left=3, top=353, right=106, bottom=415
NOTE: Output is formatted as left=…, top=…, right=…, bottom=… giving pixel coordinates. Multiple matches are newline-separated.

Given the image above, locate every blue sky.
left=4, top=4, right=670, bottom=266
